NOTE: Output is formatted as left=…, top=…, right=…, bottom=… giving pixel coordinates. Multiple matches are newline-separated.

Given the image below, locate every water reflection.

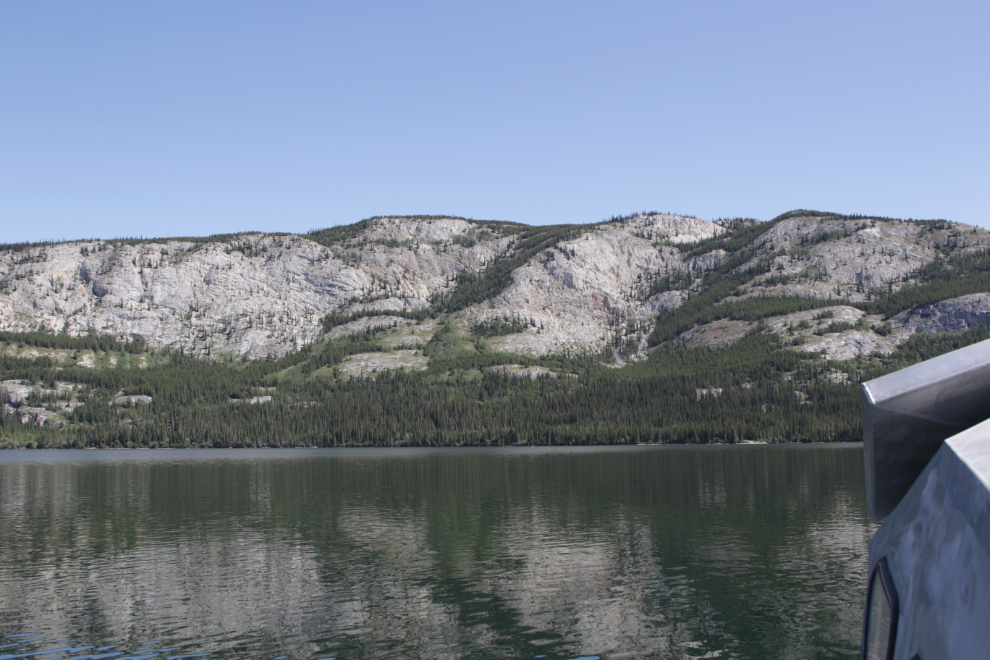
left=0, top=446, right=875, bottom=659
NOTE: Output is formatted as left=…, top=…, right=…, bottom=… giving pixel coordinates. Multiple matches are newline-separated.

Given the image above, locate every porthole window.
left=862, top=557, right=899, bottom=660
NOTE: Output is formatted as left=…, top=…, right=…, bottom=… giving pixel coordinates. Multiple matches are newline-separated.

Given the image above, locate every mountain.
left=2, top=210, right=990, bottom=448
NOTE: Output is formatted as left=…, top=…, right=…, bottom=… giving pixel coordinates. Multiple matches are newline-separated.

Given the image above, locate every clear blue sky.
left=2, top=1, right=988, bottom=242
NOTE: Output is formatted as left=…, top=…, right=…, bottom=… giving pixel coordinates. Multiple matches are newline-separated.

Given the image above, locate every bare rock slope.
left=465, top=214, right=724, bottom=354
left=1, top=219, right=510, bottom=358
left=2, top=212, right=989, bottom=361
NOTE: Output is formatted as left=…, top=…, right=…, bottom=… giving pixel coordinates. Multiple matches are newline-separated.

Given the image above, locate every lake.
left=0, top=445, right=875, bottom=660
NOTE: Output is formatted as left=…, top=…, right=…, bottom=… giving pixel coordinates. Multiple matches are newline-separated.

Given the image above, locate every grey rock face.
left=488, top=365, right=563, bottom=379
left=326, top=315, right=419, bottom=340
left=899, top=293, right=990, bottom=334
left=337, top=350, right=428, bottom=376
left=9, top=405, right=62, bottom=427
left=1, top=213, right=988, bottom=360
left=229, top=396, right=272, bottom=405
left=620, top=213, right=725, bottom=244
left=682, top=292, right=990, bottom=361
left=361, top=217, right=475, bottom=243
left=114, top=395, right=153, bottom=406
left=1, top=381, right=34, bottom=405
left=746, top=217, right=990, bottom=300
left=1, top=380, right=82, bottom=426
left=798, top=329, right=894, bottom=361
left=648, top=290, right=689, bottom=315
left=468, top=215, right=723, bottom=354
left=0, top=218, right=509, bottom=358
left=678, top=320, right=751, bottom=349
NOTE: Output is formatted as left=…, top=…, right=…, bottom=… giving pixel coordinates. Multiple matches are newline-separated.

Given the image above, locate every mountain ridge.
left=2, top=210, right=987, bottom=360
left=3, top=209, right=990, bottom=447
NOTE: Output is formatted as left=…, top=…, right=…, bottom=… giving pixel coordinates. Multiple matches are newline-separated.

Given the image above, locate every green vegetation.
left=814, top=321, right=856, bottom=336
left=450, top=234, right=476, bottom=248
left=649, top=290, right=842, bottom=345
left=872, top=322, right=893, bottom=336
left=0, top=330, right=832, bottom=448
left=644, top=269, right=694, bottom=296
left=0, top=331, right=147, bottom=353
left=421, top=322, right=470, bottom=359
left=305, top=219, right=374, bottom=248
left=298, top=332, right=387, bottom=375
left=646, top=243, right=845, bottom=345
left=680, top=217, right=776, bottom=257
left=316, top=226, right=583, bottom=332
left=320, top=309, right=434, bottom=333
left=771, top=209, right=902, bottom=224
left=316, top=222, right=582, bottom=329
left=430, top=224, right=588, bottom=313
left=472, top=316, right=529, bottom=339
left=647, top=211, right=988, bottom=346
left=855, top=250, right=990, bottom=318
left=4, top=318, right=989, bottom=449
left=837, top=325, right=990, bottom=385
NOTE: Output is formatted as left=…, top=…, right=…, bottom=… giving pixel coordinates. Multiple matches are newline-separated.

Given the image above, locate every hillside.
left=2, top=210, right=990, bottom=448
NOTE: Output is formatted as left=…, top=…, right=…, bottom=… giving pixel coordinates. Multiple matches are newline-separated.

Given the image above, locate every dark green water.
left=0, top=445, right=875, bottom=660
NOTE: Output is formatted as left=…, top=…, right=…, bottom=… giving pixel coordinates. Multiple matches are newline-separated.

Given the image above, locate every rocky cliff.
left=0, top=220, right=511, bottom=358
left=2, top=211, right=988, bottom=363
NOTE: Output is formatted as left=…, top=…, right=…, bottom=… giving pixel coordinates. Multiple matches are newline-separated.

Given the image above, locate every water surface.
left=0, top=445, right=875, bottom=659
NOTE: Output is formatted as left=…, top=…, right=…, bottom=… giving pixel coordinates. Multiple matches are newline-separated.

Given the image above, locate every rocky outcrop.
left=488, top=365, right=563, bottom=379
left=359, top=217, right=475, bottom=243
left=466, top=215, right=722, bottom=354
left=3, top=404, right=62, bottom=427
left=229, top=396, right=272, bottom=405
left=114, top=394, right=153, bottom=406
left=678, top=320, right=751, bottom=349
left=2, top=213, right=988, bottom=361
left=326, top=315, right=419, bottom=340
left=797, top=329, right=895, bottom=361
left=337, top=350, right=428, bottom=376
left=621, top=213, right=725, bottom=243
left=0, top=219, right=510, bottom=358
left=1, top=380, right=82, bottom=427
left=744, top=216, right=990, bottom=301
left=680, top=293, right=990, bottom=361
left=897, top=293, right=990, bottom=334
left=1, top=381, right=34, bottom=405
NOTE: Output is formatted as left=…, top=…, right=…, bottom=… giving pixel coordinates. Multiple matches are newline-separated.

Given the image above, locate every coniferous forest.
left=1, top=323, right=988, bottom=449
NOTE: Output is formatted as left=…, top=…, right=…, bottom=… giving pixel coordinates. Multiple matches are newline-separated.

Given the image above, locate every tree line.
left=3, top=323, right=989, bottom=449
